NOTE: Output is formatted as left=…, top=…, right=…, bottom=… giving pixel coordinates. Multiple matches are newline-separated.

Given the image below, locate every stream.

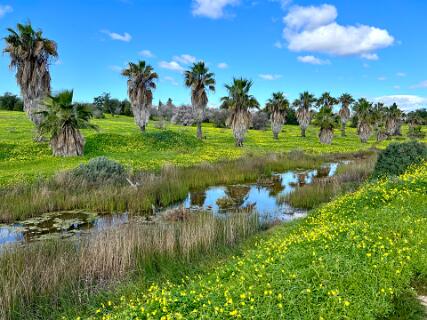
left=0, top=163, right=339, bottom=246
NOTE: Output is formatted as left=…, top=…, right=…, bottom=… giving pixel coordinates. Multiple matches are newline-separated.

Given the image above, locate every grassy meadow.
left=0, top=110, right=420, bottom=186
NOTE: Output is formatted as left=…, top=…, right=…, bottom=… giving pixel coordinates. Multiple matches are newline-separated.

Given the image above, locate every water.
left=0, top=163, right=339, bottom=246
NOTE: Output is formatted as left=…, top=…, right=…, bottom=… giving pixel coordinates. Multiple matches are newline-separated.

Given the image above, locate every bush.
left=208, top=108, right=228, bottom=128
left=171, top=106, right=197, bottom=126
left=72, top=157, right=127, bottom=185
left=251, top=111, right=269, bottom=130
left=372, top=141, right=427, bottom=178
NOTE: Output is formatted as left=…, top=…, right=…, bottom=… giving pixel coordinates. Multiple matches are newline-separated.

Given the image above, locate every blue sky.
left=0, top=0, right=426, bottom=111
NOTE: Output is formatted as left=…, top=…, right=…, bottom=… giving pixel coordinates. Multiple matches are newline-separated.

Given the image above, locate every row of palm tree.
left=4, top=22, right=406, bottom=156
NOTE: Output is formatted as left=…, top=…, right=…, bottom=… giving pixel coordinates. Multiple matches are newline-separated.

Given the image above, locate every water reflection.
left=1, top=163, right=340, bottom=246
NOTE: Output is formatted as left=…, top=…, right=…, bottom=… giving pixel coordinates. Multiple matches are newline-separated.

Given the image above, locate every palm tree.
left=293, top=91, right=316, bottom=137
left=184, top=61, right=215, bottom=139
left=353, top=98, right=373, bottom=143
left=265, top=92, right=289, bottom=140
left=313, top=106, right=339, bottom=144
left=221, top=78, right=259, bottom=147
left=338, top=93, right=354, bottom=137
left=385, top=103, right=403, bottom=136
left=122, top=61, right=158, bottom=132
left=4, top=22, right=58, bottom=134
left=371, top=102, right=387, bottom=142
left=38, top=90, right=97, bottom=156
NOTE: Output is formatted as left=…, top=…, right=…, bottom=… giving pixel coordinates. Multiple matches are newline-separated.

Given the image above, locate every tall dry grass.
left=0, top=212, right=259, bottom=319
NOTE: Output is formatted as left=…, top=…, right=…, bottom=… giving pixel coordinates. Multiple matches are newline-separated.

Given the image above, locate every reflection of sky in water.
left=1, top=163, right=340, bottom=246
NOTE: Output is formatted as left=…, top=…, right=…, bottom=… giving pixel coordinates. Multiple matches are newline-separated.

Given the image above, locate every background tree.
left=385, top=103, right=403, bottom=136
left=122, top=61, right=158, bottom=132
left=184, top=61, right=215, bottom=139
left=265, top=92, right=289, bottom=139
left=353, top=98, right=373, bottom=143
left=293, top=91, right=316, bottom=137
left=221, top=78, right=259, bottom=147
left=338, top=93, right=354, bottom=137
left=38, top=90, right=97, bottom=156
left=0, top=92, right=24, bottom=111
left=371, top=103, right=387, bottom=142
left=4, top=23, right=58, bottom=133
left=314, top=93, right=339, bottom=144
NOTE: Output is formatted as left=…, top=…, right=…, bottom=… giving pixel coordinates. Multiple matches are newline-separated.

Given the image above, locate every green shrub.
left=372, top=141, right=427, bottom=178
left=72, top=156, right=126, bottom=185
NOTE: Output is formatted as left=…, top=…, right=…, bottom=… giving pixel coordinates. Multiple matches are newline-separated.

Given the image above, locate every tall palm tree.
left=4, top=22, right=58, bottom=134
left=353, top=98, right=373, bottom=143
left=385, top=103, right=403, bottom=136
left=338, top=93, right=354, bottom=137
left=221, top=78, right=259, bottom=147
left=265, top=92, right=289, bottom=140
left=293, top=91, right=316, bottom=137
left=38, top=90, right=97, bottom=156
left=313, top=106, right=339, bottom=144
left=122, top=61, right=158, bottom=132
left=371, top=102, right=387, bottom=142
left=184, top=61, right=215, bottom=139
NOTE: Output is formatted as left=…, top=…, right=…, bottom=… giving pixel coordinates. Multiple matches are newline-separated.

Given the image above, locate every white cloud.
left=274, top=41, right=283, bottom=49
left=0, top=4, right=12, bottom=18
left=192, top=0, right=239, bottom=19
left=259, top=74, right=282, bottom=81
left=361, top=53, right=379, bottom=61
left=297, top=55, right=330, bottom=65
left=410, top=80, right=427, bottom=89
left=164, top=76, right=179, bottom=86
left=173, top=54, right=197, bottom=65
left=283, top=4, right=394, bottom=57
left=139, top=50, right=155, bottom=58
left=377, top=76, right=387, bottom=81
left=109, top=65, right=123, bottom=73
left=217, top=62, right=228, bottom=69
left=159, top=61, right=185, bottom=72
left=270, top=0, right=293, bottom=10
left=393, top=85, right=401, bottom=90
left=373, top=95, right=427, bottom=111
left=396, top=72, right=406, bottom=77
left=102, top=30, right=132, bottom=42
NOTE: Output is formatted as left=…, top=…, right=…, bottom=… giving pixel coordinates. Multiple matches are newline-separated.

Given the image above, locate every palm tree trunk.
left=231, top=111, right=250, bottom=147
left=271, top=113, right=283, bottom=140
left=341, top=121, right=346, bottom=137
left=51, top=125, right=84, bottom=156
left=358, top=122, right=372, bottom=143
left=132, top=104, right=149, bottom=132
left=301, top=127, right=306, bottom=137
left=196, top=121, right=203, bottom=139
left=319, top=128, right=333, bottom=144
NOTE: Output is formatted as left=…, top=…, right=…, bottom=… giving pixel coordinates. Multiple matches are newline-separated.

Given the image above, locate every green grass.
left=80, top=162, right=427, bottom=320
left=1, top=110, right=421, bottom=186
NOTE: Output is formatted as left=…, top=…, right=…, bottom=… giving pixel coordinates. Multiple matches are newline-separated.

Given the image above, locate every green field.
left=0, top=110, right=421, bottom=186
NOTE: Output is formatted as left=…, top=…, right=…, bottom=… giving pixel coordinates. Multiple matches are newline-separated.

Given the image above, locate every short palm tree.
left=385, top=103, right=403, bottom=136
left=265, top=92, right=289, bottom=140
left=353, top=98, right=373, bottom=143
left=313, top=106, right=339, bottom=144
left=122, top=61, right=158, bottom=132
left=221, top=78, right=259, bottom=147
left=371, top=102, right=387, bottom=142
left=4, top=23, right=58, bottom=132
left=338, top=93, right=354, bottom=137
left=184, top=61, right=215, bottom=139
left=38, top=90, right=97, bottom=156
left=293, top=91, right=316, bottom=137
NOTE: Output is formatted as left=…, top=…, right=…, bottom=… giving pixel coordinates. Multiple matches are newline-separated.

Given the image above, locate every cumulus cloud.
left=164, top=76, right=179, bottom=86
left=139, top=50, right=155, bottom=58
left=217, top=62, right=228, bottom=69
left=297, top=55, right=330, bottom=65
left=410, top=80, right=427, bottom=89
left=373, top=95, right=427, bottom=111
left=283, top=4, right=394, bottom=57
left=192, top=0, right=239, bottom=19
left=274, top=41, right=283, bottom=49
left=259, top=74, right=282, bottom=81
left=0, top=4, right=12, bottom=18
left=159, top=61, right=185, bottom=72
left=173, top=54, right=197, bottom=65
left=102, top=30, right=132, bottom=42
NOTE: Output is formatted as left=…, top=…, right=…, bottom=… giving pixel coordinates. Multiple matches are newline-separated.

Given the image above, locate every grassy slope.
left=1, top=110, right=422, bottom=185
left=83, top=163, right=427, bottom=320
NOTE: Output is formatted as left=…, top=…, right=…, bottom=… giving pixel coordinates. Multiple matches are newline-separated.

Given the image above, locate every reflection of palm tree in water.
left=297, top=173, right=307, bottom=186
left=266, top=176, right=284, bottom=196
left=190, top=191, right=206, bottom=207
left=316, top=167, right=330, bottom=178
left=217, top=185, right=251, bottom=210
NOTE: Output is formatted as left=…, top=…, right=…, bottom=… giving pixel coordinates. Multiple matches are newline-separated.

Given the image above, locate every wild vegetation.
left=80, top=162, right=427, bottom=320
